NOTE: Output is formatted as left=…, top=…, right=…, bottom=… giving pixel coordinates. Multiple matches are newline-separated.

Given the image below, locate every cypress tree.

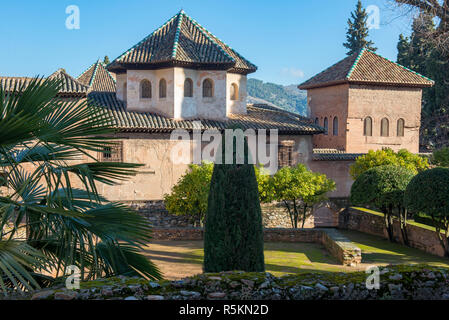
left=204, top=128, right=265, bottom=273
left=343, top=0, right=377, bottom=55
left=397, top=34, right=411, bottom=67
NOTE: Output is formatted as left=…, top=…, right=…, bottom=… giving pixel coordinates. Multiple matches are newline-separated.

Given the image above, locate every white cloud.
left=281, top=67, right=305, bottom=79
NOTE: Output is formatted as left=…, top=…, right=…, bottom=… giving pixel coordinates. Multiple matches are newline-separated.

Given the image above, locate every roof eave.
left=299, top=79, right=434, bottom=90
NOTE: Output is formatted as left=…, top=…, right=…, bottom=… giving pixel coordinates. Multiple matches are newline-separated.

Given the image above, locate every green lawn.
left=144, top=231, right=449, bottom=279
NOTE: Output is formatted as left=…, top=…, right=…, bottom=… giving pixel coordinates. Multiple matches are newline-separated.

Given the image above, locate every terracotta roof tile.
left=312, top=149, right=364, bottom=161
left=1, top=69, right=89, bottom=96
left=77, top=60, right=116, bottom=92
left=299, top=49, right=434, bottom=89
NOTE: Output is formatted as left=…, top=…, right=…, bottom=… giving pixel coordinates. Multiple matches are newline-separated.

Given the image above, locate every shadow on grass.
left=340, top=229, right=449, bottom=267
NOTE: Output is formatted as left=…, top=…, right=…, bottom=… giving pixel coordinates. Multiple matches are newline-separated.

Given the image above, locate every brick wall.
left=339, top=208, right=447, bottom=257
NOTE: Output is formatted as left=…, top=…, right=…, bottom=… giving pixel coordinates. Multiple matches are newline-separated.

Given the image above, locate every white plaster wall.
left=193, top=70, right=227, bottom=120
left=125, top=69, right=175, bottom=118
left=116, top=73, right=127, bottom=101
left=115, top=68, right=247, bottom=120
left=226, top=73, right=247, bottom=115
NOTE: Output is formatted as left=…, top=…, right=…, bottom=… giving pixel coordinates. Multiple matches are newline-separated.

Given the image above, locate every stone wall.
left=261, top=202, right=314, bottom=228
left=339, top=208, right=447, bottom=257
left=128, top=200, right=305, bottom=229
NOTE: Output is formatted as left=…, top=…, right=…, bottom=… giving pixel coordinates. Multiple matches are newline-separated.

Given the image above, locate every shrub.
left=431, top=147, right=449, bottom=167
left=350, top=165, right=415, bottom=243
left=264, top=164, right=335, bottom=228
left=164, top=162, right=213, bottom=226
left=350, top=148, right=429, bottom=180
left=204, top=132, right=265, bottom=273
left=405, top=168, right=449, bottom=256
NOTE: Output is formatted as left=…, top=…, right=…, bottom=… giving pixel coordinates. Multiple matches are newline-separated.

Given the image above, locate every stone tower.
left=299, top=49, right=434, bottom=153
left=107, top=10, right=257, bottom=121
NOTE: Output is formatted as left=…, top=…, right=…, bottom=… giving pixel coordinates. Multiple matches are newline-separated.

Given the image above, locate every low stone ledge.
left=321, top=229, right=362, bottom=266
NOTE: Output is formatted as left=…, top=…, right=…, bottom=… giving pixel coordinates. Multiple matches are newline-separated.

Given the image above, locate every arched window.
left=315, top=117, right=319, bottom=125
left=159, top=79, right=167, bottom=98
left=397, top=118, right=405, bottom=137
left=333, top=117, right=339, bottom=136
left=381, top=118, right=389, bottom=137
left=230, top=83, right=239, bottom=100
left=184, top=78, right=193, bottom=97
left=203, top=79, right=213, bottom=98
left=323, top=117, right=328, bottom=135
left=123, top=82, right=127, bottom=101
left=364, top=117, right=372, bottom=136
left=140, top=79, right=151, bottom=99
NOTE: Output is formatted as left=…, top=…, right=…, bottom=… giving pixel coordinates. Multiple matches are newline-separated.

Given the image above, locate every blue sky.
left=0, top=0, right=416, bottom=85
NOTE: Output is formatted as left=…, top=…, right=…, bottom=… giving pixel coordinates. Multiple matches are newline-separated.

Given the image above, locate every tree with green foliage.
left=204, top=131, right=265, bottom=273
left=395, top=12, right=449, bottom=149
left=164, top=162, right=213, bottom=227
left=351, top=165, right=415, bottom=244
left=405, top=168, right=449, bottom=256
left=263, top=164, right=335, bottom=229
left=0, top=78, right=161, bottom=294
left=397, top=34, right=411, bottom=67
left=343, top=0, right=377, bottom=55
left=350, top=148, right=429, bottom=180
left=432, top=147, right=449, bottom=167
left=103, top=55, right=110, bottom=65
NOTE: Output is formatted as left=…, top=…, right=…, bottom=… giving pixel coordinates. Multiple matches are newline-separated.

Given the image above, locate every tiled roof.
left=312, top=149, right=364, bottom=161
left=87, top=92, right=322, bottom=134
left=1, top=69, right=90, bottom=96
left=299, top=49, right=434, bottom=89
left=47, top=69, right=90, bottom=95
left=108, top=10, right=257, bottom=75
left=77, top=60, right=116, bottom=92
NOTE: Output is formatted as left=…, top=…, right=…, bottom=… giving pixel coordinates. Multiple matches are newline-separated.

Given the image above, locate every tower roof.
left=107, top=10, right=257, bottom=75
left=78, top=60, right=116, bottom=92
left=299, top=48, right=434, bottom=90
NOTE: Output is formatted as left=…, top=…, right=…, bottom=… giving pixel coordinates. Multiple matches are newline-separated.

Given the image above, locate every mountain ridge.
left=246, top=78, right=308, bottom=116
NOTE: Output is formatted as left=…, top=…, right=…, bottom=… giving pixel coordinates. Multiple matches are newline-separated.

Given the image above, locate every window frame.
left=140, top=79, right=152, bottom=99
left=278, top=141, right=294, bottom=168
left=230, top=83, right=239, bottom=101
left=397, top=118, right=405, bottom=137
left=159, top=78, right=167, bottom=99
left=99, top=141, right=124, bottom=163
left=323, top=117, right=328, bottom=135
left=333, top=116, right=339, bottom=136
left=202, top=78, right=213, bottom=98
left=364, top=117, right=373, bottom=137
left=381, top=118, right=390, bottom=137
left=184, top=78, right=193, bottom=97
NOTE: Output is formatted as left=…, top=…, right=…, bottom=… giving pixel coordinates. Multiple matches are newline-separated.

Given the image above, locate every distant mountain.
left=247, top=78, right=308, bottom=116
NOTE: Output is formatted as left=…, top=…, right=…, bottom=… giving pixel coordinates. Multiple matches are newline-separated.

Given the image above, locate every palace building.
left=1, top=10, right=322, bottom=202
left=0, top=11, right=434, bottom=222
